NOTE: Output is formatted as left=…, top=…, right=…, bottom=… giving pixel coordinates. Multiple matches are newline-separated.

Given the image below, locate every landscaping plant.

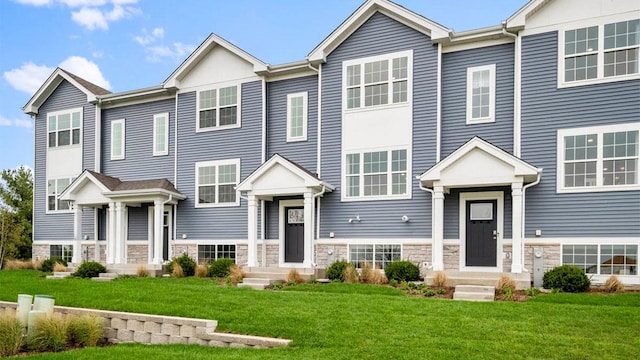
left=286, top=269, right=305, bottom=284
left=68, top=314, right=104, bottom=347
left=542, top=265, right=591, bottom=292
left=28, top=314, right=69, bottom=352
left=0, top=313, right=23, bottom=357
left=136, top=265, right=149, bottom=277
left=53, top=262, right=67, bottom=272
left=384, top=261, right=420, bottom=282
left=171, top=263, right=184, bottom=278
left=603, top=275, right=624, bottom=293
left=168, top=253, right=196, bottom=277
left=73, top=261, right=107, bottom=279
left=194, top=264, right=209, bottom=278
left=431, top=271, right=449, bottom=289
left=228, top=265, right=246, bottom=285
left=208, top=258, right=235, bottom=278
left=40, top=258, right=67, bottom=273
left=343, top=264, right=359, bottom=284
left=359, top=262, right=372, bottom=283
left=496, top=275, right=516, bottom=294
left=326, top=260, right=349, bottom=281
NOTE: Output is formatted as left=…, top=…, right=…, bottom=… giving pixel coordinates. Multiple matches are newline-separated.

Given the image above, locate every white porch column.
left=107, top=202, right=115, bottom=264
left=511, top=181, right=524, bottom=273
left=72, top=204, right=83, bottom=264
left=247, top=195, right=258, bottom=267
left=114, top=202, right=124, bottom=264
left=303, top=192, right=314, bottom=268
left=432, top=186, right=445, bottom=271
left=153, top=200, right=163, bottom=264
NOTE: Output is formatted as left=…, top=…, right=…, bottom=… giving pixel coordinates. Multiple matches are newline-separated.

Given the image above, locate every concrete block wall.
left=0, top=301, right=290, bottom=349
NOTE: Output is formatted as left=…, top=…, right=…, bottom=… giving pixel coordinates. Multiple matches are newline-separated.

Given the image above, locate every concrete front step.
left=46, top=271, right=73, bottom=280
left=91, top=277, right=114, bottom=282
left=244, top=267, right=315, bottom=282
left=425, top=270, right=531, bottom=290
left=453, top=285, right=495, bottom=302
left=238, top=278, right=276, bottom=290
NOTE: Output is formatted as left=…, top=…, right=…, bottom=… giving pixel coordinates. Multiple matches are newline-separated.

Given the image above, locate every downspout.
left=316, top=63, right=322, bottom=177
left=502, top=21, right=521, bottom=157
left=419, top=182, right=436, bottom=268
left=94, top=100, right=102, bottom=262
left=521, top=170, right=542, bottom=272
left=436, top=43, right=442, bottom=162
left=174, top=93, right=179, bottom=186
left=312, top=185, right=327, bottom=268
left=261, top=76, right=267, bottom=163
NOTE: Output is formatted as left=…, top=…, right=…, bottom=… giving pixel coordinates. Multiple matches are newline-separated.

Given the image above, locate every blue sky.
left=0, top=0, right=527, bottom=173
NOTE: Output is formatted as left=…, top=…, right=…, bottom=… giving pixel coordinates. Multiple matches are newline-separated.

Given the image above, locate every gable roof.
left=308, top=0, right=451, bottom=63
left=23, top=68, right=111, bottom=115
left=506, top=0, right=553, bottom=31
left=163, top=33, right=269, bottom=89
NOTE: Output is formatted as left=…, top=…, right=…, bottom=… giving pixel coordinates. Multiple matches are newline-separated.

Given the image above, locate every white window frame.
left=557, top=123, right=640, bottom=193
left=47, top=108, right=82, bottom=149
left=342, top=50, right=413, bottom=111
left=110, top=119, right=125, bottom=160
left=50, top=244, right=74, bottom=262
left=286, top=92, right=308, bottom=142
left=46, top=177, right=74, bottom=214
left=562, top=244, right=638, bottom=276
left=558, top=17, right=640, bottom=88
left=153, top=113, right=169, bottom=156
left=197, top=244, right=237, bottom=264
left=466, top=64, right=496, bottom=124
left=342, top=148, right=411, bottom=202
left=195, top=159, right=241, bottom=208
left=348, top=244, right=403, bottom=270
left=196, top=83, right=242, bottom=132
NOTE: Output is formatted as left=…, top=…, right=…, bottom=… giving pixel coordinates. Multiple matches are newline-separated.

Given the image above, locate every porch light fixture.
left=348, top=215, right=361, bottom=223
left=401, top=215, right=410, bottom=222
left=182, top=233, right=188, bottom=239
left=83, top=235, right=89, bottom=240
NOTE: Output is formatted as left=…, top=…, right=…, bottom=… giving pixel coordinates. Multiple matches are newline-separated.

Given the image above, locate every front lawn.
left=1, top=270, right=638, bottom=359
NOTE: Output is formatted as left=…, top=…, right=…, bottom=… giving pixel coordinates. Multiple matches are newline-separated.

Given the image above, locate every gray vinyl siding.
left=101, top=98, right=175, bottom=181
left=267, top=76, right=318, bottom=171
left=441, top=43, right=515, bottom=156
left=34, top=80, right=95, bottom=241
left=175, top=81, right=263, bottom=239
left=319, top=12, right=436, bottom=239
left=127, top=205, right=148, bottom=240
left=443, top=187, right=513, bottom=240
left=521, top=32, right=640, bottom=237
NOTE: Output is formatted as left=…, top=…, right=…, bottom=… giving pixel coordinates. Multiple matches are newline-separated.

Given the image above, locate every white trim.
left=286, top=91, right=308, bottom=142
left=556, top=123, right=640, bottom=193
left=561, top=243, right=639, bottom=280
left=279, top=199, right=305, bottom=267
left=347, top=243, right=403, bottom=269
left=525, top=237, right=638, bottom=245
left=317, top=64, right=322, bottom=177
left=459, top=191, right=504, bottom=272
left=47, top=107, right=83, bottom=149
left=110, top=119, right=125, bottom=160
left=194, top=243, right=238, bottom=264
left=194, top=158, right=241, bottom=208
left=513, top=33, right=522, bottom=157
left=94, top=104, right=101, bottom=171
left=45, top=177, right=74, bottom=214
left=441, top=38, right=515, bottom=53
left=316, top=238, right=430, bottom=245
left=153, top=113, right=169, bottom=156
left=195, top=82, right=242, bottom=132
left=466, top=64, right=496, bottom=124
left=436, top=43, right=442, bottom=162
left=342, top=50, right=413, bottom=112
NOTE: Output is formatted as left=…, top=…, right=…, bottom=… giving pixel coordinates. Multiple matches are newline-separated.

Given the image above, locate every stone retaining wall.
left=0, top=301, right=290, bottom=349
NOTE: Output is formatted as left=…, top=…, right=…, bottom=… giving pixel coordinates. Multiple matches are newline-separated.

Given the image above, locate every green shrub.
left=326, top=260, right=350, bottom=281
left=167, top=254, right=196, bottom=277
left=542, top=265, right=591, bottom=293
left=0, top=313, right=23, bottom=357
left=41, top=258, right=67, bottom=273
left=208, top=258, right=235, bottom=278
left=29, top=314, right=69, bottom=352
left=68, top=315, right=104, bottom=347
left=73, top=261, right=107, bottom=278
left=384, top=261, right=420, bottom=282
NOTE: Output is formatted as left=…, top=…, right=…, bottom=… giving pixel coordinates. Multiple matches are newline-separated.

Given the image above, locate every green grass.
left=1, top=270, right=638, bottom=359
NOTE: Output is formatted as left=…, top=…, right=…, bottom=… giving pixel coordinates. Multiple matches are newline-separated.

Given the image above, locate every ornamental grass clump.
left=228, top=265, right=246, bottom=285
left=68, top=315, right=104, bottom=347
left=368, top=268, right=388, bottom=285
left=136, top=265, right=149, bottom=277
left=287, top=269, right=305, bottom=284
left=359, top=262, right=372, bottom=283
left=195, top=264, right=209, bottom=278
left=496, top=275, right=516, bottom=294
left=171, top=263, right=184, bottom=278
left=343, top=264, right=359, bottom=284
left=40, top=258, right=67, bottom=273
left=168, top=254, right=196, bottom=277
left=603, top=275, right=624, bottom=293
left=431, top=271, right=449, bottom=289
left=543, top=265, right=590, bottom=292
left=0, top=313, right=23, bottom=357
left=28, top=314, right=69, bottom=352
left=3, top=259, right=35, bottom=270
left=53, top=263, right=67, bottom=272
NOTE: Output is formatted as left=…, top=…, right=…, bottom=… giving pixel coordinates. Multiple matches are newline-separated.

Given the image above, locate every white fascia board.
left=505, top=0, right=552, bottom=31
left=58, top=171, right=111, bottom=201
left=307, top=0, right=450, bottom=62
left=23, top=68, right=98, bottom=115
left=107, top=189, right=186, bottom=201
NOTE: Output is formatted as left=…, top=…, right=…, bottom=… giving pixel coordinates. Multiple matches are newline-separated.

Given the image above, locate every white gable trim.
left=58, top=171, right=111, bottom=204
left=164, top=33, right=268, bottom=89
left=418, top=137, right=541, bottom=189
left=307, top=0, right=450, bottom=63
left=23, top=68, right=98, bottom=115
left=506, top=0, right=552, bottom=31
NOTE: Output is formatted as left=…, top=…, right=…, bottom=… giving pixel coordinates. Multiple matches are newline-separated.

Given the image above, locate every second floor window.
left=48, top=108, right=81, bottom=148
left=197, top=85, right=239, bottom=130
left=345, top=149, right=408, bottom=199
left=47, top=177, right=72, bottom=212
left=195, top=159, right=240, bottom=207
left=153, top=113, right=169, bottom=156
left=466, top=64, right=496, bottom=124
left=287, top=92, right=308, bottom=142
left=111, top=119, right=125, bottom=160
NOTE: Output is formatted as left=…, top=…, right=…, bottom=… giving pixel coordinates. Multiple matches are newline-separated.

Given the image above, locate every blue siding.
left=521, top=32, right=640, bottom=237
left=101, top=98, right=175, bottom=181
left=175, top=81, right=263, bottom=239
left=319, top=12, right=436, bottom=238
left=127, top=205, right=148, bottom=240
left=267, top=75, right=318, bottom=171
left=441, top=43, right=515, bottom=156
left=34, top=80, right=95, bottom=241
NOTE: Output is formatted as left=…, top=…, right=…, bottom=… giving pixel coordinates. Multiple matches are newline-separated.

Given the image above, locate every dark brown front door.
left=465, top=200, right=497, bottom=267
left=284, top=207, right=304, bottom=263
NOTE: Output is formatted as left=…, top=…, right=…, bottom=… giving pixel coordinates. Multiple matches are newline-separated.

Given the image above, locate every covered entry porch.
left=419, top=137, right=542, bottom=282
left=59, top=170, right=185, bottom=266
left=236, top=155, right=333, bottom=270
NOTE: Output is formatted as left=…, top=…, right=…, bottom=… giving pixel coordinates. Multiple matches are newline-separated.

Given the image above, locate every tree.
left=0, top=166, right=33, bottom=261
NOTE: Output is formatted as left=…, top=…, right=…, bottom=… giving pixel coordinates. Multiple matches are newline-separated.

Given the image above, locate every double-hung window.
left=195, top=159, right=240, bottom=207
left=153, top=113, right=169, bottom=156
left=345, top=149, right=409, bottom=199
left=349, top=244, right=401, bottom=269
left=287, top=92, right=307, bottom=142
left=47, top=108, right=81, bottom=148
left=197, top=85, right=240, bottom=130
left=47, top=178, right=73, bottom=212
left=557, top=123, right=639, bottom=192
left=111, top=119, right=125, bottom=160
left=50, top=244, right=73, bottom=263
left=466, top=64, right=496, bottom=124
left=561, top=19, right=639, bottom=85
left=197, top=244, right=236, bottom=264
left=563, top=244, right=637, bottom=276
left=344, top=50, right=412, bottom=110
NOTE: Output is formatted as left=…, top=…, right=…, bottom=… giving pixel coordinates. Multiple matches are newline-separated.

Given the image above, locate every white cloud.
left=3, top=56, right=111, bottom=95
left=152, top=27, right=164, bottom=38
left=0, top=115, right=33, bottom=129
left=92, top=50, right=103, bottom=58
left=146, top=42, right=195, bottom=63
left=71, top=7, right=108, bottom=30
left=134, top=27, right=164, bottom=46
left=3, top=62, right=54, bottom=94
left=15, top=0, right=140, bottom=30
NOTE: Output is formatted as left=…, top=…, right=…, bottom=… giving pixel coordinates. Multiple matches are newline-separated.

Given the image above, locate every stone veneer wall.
left=126, top=245, right=148, bottom=264
left=32, top=244, right=49, bottom=261
left=315, top=244, right=348, bottom=268
left=256, top=244, right=279, bottom=267
left=524, top=244, right=561, bottom=273
left=0, top=301, right=290, bottom=349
